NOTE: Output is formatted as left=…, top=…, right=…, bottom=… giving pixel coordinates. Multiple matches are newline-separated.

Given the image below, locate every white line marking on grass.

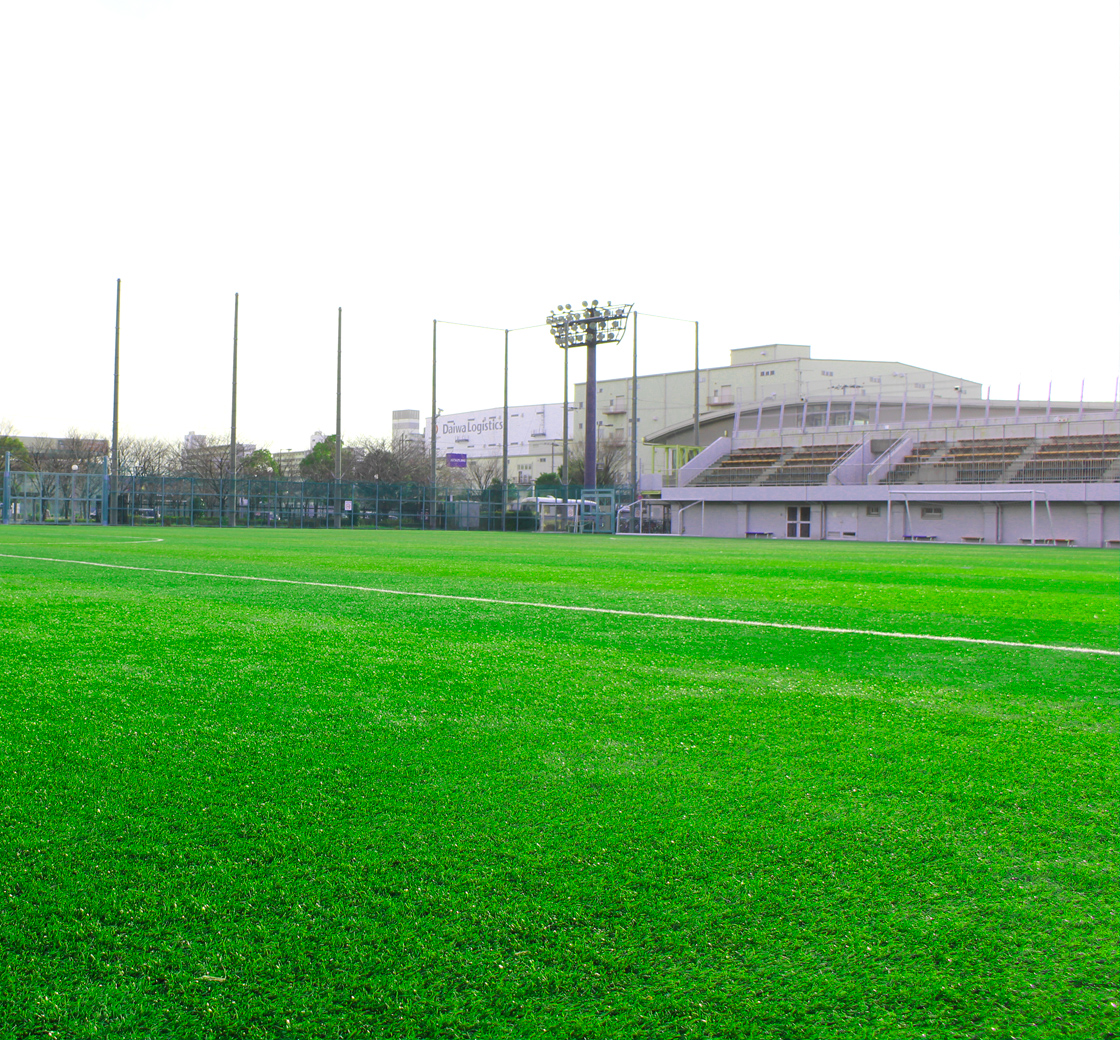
left=0, top=537, right=165, bottom=546
left=1, top=551, right=1116, bottom=658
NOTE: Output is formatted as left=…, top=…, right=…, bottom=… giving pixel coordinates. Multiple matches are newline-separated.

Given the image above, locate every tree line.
left=0, top=422, right=628, bottom=490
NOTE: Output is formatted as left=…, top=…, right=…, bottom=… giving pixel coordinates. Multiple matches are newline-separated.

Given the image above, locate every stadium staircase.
left=1000, top=441, right=1042, bottom=483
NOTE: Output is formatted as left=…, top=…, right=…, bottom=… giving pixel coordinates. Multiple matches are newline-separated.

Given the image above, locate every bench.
left=744, top=531, right=774, bottom=539
left=904, top=534, right=938, bottom=541
left=960, top=536, right=984, bottom=543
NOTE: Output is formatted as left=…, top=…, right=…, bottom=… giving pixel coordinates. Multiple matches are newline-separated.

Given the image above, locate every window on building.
left=921, top=506, right=943, bottom=519
left=787, top=506, right=811, bottom=538
left=866, top=505, right=881, bottom=517
left=914, top=383, right=926, bottom=389
left=869, top=376, right=881, bottom=383
left=821, top=370, right=834, bottom=376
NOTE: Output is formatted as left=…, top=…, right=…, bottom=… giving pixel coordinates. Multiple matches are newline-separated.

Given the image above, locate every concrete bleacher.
left=690, top=430, right=1120, bottom=488
left=760, top=444, right=852, bottom=486
left=885, top=441, right=947, bottom=484
left=696, top=446, right=786, bottom=485
left=1009, top=433, right=1120, bottom=484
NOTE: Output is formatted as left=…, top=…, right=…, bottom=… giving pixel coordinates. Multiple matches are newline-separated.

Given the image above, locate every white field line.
left=0, top=537, right=165, bottom=546
left=1, top=551, right=1117, bottom=658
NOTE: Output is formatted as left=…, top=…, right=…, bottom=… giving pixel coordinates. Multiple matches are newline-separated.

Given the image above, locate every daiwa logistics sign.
left=442, top=417, right=503, bottom=435
left=425, top=404, right=568, bottom=460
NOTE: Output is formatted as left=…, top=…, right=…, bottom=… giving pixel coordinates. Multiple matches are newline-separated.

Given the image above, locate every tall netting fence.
left=0, top=472, right=631, bottom=532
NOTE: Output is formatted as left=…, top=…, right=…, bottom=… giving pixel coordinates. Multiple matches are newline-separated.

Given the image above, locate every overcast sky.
left=2, top=0, right=1116, bottom=452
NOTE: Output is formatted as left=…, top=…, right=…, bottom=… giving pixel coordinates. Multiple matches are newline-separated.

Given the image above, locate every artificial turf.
left=0, top=526, right=1116, bottom=1038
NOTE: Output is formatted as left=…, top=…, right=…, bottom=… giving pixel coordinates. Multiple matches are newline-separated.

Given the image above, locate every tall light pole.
left=561, top=334, right=570, bottom=499
left=630, top=312, right=638, bottom=492
left=547, top=301, right=632, bottom=493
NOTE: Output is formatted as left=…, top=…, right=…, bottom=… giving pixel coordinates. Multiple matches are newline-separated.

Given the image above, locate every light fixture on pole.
left=547, top=301, right=632, bottom=492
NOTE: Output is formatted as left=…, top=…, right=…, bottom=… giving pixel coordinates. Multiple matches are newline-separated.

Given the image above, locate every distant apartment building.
left=392, top=410, right=424, bottom=449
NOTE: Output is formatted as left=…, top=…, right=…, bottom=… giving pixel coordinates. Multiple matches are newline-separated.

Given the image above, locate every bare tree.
left=350, top=435, right=430, bottom=484
left=465, top=457, right=502, bottom=491
left=118, top=435, right=179, bottom=475
left=565, top=439, right=626, bottom=486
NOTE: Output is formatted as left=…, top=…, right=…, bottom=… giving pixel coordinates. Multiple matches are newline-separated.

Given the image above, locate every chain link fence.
left=0, top=469, right=634, bottom=532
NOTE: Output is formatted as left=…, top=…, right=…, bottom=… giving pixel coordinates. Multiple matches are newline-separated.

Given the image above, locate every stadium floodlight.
left=547, top=300, right=633, bottom=493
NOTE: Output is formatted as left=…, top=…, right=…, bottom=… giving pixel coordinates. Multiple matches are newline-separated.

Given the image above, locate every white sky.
left=2, top=0, right=1116, bottom=452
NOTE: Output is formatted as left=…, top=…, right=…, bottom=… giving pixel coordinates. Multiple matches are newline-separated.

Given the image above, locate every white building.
left=392, top=409, right=424, bottom=448
left=425, top=403, right=573, bottom=483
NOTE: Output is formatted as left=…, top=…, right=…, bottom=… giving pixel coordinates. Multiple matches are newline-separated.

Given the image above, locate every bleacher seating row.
left=693, top=433, right=1120, bottom=487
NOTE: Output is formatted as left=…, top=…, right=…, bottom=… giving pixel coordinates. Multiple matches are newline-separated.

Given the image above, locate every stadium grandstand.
left=636, top=408, right=1118, bottom=546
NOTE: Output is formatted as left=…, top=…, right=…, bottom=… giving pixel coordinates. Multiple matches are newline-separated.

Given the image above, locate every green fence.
left=0, top=468, right=631, bottom=533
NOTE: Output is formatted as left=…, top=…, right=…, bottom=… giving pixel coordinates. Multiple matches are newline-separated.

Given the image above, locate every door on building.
left=787, top=506, right=811, bottom=538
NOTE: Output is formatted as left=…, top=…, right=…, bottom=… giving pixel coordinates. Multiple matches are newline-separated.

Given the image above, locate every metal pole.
left=630, top=312, right=638, bottom=493
left=335, top=306, right=342, bottom=528
left=693, top=321, right=700, bottom=446
left=1078, top=379, right=1084, bottom=420
left=502, top=329, right=509, bottom=528
left=585, top=324, right=598, bottom=492
left=955, top=383, right=962, bottom=426
left=431, top=320, right=438, bottom=489
left=1015, top=384, right=1021, bottom=421
left=2, top=451, right=9, bottom=524
left=111, top=278, right=121, bottom=525
left=230, top=291, right=238, bottom=527
left=985, top=386, right=991, bottom=424
left=102, top=456, right=109, bottom=526
left=562, top=340, right=569, bottom=501
left=1045, top=380, right=1051, bottom=422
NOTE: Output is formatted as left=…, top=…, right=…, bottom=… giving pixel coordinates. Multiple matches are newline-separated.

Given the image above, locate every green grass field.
left=0, top=527, right=1116, bottom=1039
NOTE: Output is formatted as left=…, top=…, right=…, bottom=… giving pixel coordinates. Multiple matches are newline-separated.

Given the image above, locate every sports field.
left=0, top=527, right=1116, bottom=1038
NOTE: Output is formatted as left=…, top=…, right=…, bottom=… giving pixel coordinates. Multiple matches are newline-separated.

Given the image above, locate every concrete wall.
left=668, top=492, right=1119, bottom=547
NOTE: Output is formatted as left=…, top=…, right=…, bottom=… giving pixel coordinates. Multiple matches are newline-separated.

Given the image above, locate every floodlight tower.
left=547, top=301, right=632, bottom=492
